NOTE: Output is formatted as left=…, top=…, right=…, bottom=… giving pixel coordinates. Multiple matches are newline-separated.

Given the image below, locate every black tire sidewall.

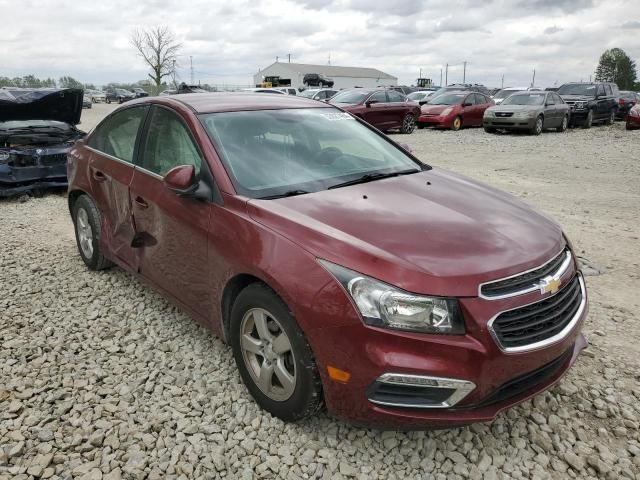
left=230, top=284, right=321, bottom=421
left=73, top=196, right=101, bottom=270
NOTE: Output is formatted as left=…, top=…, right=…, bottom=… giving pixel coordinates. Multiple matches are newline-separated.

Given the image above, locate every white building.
left=254, top=62, right=397, bottom=90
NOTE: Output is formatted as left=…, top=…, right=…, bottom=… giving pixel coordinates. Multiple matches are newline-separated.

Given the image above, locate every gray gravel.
left=1, top=118, right=639, bottom=479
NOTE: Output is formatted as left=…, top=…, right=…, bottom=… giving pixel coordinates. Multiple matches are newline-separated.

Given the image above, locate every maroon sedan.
left=68, top=93, right=587, bottom=427
left=329, top=88, right=420, bottom=134
left=626, top=103, right=640, bottom=130
left=418, top=91, right=494, bottom=131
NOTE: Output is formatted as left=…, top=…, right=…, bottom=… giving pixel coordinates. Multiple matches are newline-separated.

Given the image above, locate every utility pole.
left=445, top=63, right=448, bottom=85
left=463, top=61, right=467, bottom=83
left=190, top=56, right=194, bottom=85
left=276, top=56, right=279, bottom=63
left=419, top=68, right=422, bottom=80
left=501, top=74, right=504, bottom=88
left=172, top=59, right=176, bottom=88
left=531, top=69, right=536, bottom=87
left=288, top=53, right=291, bottom=63
left=440, top=68, right=443, bottom=87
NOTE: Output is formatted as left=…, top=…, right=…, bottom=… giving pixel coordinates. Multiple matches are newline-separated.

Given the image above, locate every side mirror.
left=365, top=100, right=378, bottom=107
left=462, top=102, right=472, bottom=107
left=164, top=164, right=196, bottom=195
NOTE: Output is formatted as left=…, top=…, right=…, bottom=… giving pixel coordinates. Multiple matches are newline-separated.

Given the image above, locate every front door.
left=363, top=91, right=390, bottom=130
left=84, top=105, right=149, bottom=270
left=129, top=105, right=212, bottom=317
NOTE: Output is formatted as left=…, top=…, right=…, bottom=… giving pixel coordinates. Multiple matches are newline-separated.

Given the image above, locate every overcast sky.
left=1, top=0, right=639, bottom=88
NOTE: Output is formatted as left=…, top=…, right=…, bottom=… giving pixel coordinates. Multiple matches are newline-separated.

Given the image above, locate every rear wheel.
left=582, top=109, right=593, bottom=129
left=605, top=109, right=615, bottom=125
left=72, top=195, right=113, bottom=271
left=401, top=113, right=416, bottom=134
left=230, top=284, right=323, bottom=421
left=451, top=116, right=462, bottom=131
left=531, top=115, right=544, bottom=135
left=557, top=115, right=568, bottom=132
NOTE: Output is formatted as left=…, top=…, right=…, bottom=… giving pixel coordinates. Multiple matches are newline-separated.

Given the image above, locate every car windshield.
left=495, top=89, right=523, bottom=99
left=199, top=108, right=425, bottom=199
left=330, top=90, right=370, bottom=104
left=427, top=93, right=465, bottom=105
left=408, top=92, right=426, bottom=101
left=557, top=84, right=597, bottom=96
left=299, top=90, right=319, bottom=98
left=502, top=93, right=546, bottom=106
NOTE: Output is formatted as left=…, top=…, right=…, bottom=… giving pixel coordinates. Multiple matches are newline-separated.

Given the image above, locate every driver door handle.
left=134, top=196, right=149, bottom=209
left=92, top=169, right=107, bottom=182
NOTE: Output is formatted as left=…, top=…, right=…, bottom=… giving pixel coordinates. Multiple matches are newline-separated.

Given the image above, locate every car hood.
left=420, top=104, right=454, bottom=115
left=488, top=104, right=540, bottom=112
left=0, top=88, right=83, bottom=125
left=247, top=169, right=564, bottom=296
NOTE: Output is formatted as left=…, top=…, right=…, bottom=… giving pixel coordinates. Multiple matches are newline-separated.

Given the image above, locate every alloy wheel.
left=535, top=117, right=543, bottom=135
left=402, top=114, right=415, bottom=133
left=240, top=308, right=296, bottom=401
left=76, top=207, right=94, bottom=259
left=561, top=116, right=568, bottom=131
left=452, top=117, right=462, bottom=131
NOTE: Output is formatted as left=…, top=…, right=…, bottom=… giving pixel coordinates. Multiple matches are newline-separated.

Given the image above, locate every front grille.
left=480, top=249, right=569, bottom=298
left=471, top=348, right=572, bottom=408
left=39, top=153, right=68, bottom=167
left=495, top=112, right=513, bottom=118
left=490, top=275, right=582, bottom=350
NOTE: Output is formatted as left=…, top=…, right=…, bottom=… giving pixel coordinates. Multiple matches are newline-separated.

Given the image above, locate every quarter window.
left=87, top=106, right=147, bottom=163
left=139, top=107, right=202, bottom=177
left=604, top=84, right=612, bottom=96
left=597, top=84, right=606, bottom=96
left=387, top=91, right=405, bottom=102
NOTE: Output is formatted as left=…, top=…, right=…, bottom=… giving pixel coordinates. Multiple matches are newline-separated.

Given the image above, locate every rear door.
left=386, top=90, right=410, bottom=129
left=84, top=105, right=149, bottom=269
left=475, top=94, right=493, bottom=125
left=129, top=105, right=212, bottom=316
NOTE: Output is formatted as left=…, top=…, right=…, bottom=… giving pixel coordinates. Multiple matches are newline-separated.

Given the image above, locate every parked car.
left=87, top=89, right=106, bottom=103
left=159, top=89, right=177, bottom=96
left=82, top=94, right=92, bottom=109
left=132, top=87, right=149, bottom=98
left=390, top=85, right=418, bottom=95
left=616, top=91, right=639, bottom=120
left=626, top=103, right=640, bottom=130
left=303, top=73, right=334, bottom=88
left=274, top=87, right=297, bottom=95
left=483, top=91, right=570, bottom=135
left=67, top=93, right=587, bottom=427
left=407, top=91, right=436, bottom=105
left=492, top=87, right=541, bottom=105
left=329, top=88, right=420, bottom=133
left=417, top=91, right=494, bottom=131
left=557, top=82, right=619, bottom=128
left=242, top=88, right=286, bottom=94
left=298, top=88, right=338, bottom=101
left=105, top=88, right=135, bottom=104
left=0, top=88, right=85, bottom=197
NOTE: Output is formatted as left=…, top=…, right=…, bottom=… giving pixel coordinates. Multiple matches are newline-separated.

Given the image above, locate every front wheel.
left=582, top=110, right=593, bottom=129
left=401, top=113, right=416, bottom=134
left=73, top=195, right=113, bottom=271
left=230, top=284, right=323, bottom=422
left=530, top=115, right=543, bottom=135
left=451, top=116, right=462, bottom=131
left=557, top=115, right=568, bottom=132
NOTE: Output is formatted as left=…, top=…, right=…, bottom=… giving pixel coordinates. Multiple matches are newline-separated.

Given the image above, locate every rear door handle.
left=134, top=196, right=149, bottom=209
left=92, top=169, right=107, bottom=182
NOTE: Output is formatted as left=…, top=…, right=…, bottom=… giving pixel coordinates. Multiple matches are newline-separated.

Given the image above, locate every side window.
left=596, top=84, right=606, bottom=97
left=87, top=106, right=147, bottom=163
left=476, top=94, right=488, bottom=104
left=140, top=107, right=202, bottom=177
left=464, top=94, right=476, bottom=105
left=369, top=91, right=387, bottom=103
left=387, top=90, right=405, bottom=102
left=604, top=84, right=613, bottom=96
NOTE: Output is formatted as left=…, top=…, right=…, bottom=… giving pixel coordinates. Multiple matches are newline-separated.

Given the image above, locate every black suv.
left=303, top=73, right=334, bottom=88
left=557, top=82, right=619, bottom=128
left=105, top=88, right=135, bottom=104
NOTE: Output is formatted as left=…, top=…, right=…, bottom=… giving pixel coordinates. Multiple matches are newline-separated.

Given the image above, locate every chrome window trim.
left=368, top=373, right=476, bottom=409
left=487, top=273, right=586, bottom=354
left=85, top=145, right=133, bottom=167
left=478, top=248, right=571, bottom=300
left=135, top=165, right=164, bottom=181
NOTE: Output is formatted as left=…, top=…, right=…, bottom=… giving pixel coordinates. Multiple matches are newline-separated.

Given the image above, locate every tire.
left=106, top=98, right=111, bottom=104
left=530, top=115, right=543, bottom=136
left=417, top=124, right=424, bottom=130
left=451, top=116, right=462, bottom=131
left=557, top=115, right=568, bottom=132
left=401, top=113, right=416, bottom=134
left=230, top=283, right=323, bottom=422
left=484, top=127, right=496, bottom=133
left=582, top=110, right=593, bottom=129
left=605, top=109, right=615, bottom=125
left=72, top=195, right=113, bottom=271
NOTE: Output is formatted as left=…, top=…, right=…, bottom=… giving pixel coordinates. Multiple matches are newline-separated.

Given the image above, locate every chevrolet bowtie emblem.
left=540, top=276, right=562, bottom=295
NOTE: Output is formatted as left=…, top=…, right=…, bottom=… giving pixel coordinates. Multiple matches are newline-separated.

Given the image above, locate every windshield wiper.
left=259, top=189, right=311, bottom=200
left=328, top=169, right=420, bottom=190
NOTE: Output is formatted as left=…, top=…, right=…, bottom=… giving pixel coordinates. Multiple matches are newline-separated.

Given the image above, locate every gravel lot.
left=1, top=103, right=639, bottom=480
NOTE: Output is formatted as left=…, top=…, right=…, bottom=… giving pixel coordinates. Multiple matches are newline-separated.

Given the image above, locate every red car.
left=329, top=88, right=420, bottom=134
left=626, top=103, right=640, bottom=130
left=418, top=91, right=495, bottom=131
left=68, top=93, right=587, bottom=428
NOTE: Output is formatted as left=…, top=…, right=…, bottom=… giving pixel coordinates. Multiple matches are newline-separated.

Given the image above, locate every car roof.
left=143, top=92, right=334, bottom=113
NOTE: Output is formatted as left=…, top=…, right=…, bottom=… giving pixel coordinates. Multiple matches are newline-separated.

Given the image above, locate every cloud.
left=519, top=0, right=593, bottom=13
left=544, top=25, right=563, bottom=34
left=621, top=20, right=640, bottom=29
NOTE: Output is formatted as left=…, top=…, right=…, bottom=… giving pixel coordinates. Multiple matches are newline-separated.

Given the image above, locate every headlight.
left=440, top=107, right=453, bottom=116
left=484, top=110, right=494, bottom=118
left=575, top=102, right=586, bottom=110
left=319, top=260, right=465, bottom=334
left=514, top=111, right=535, bottom=118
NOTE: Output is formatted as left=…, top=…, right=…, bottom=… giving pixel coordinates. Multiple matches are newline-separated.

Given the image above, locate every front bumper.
left=0, top=145, right=70, bottom=197
left=627, top=114, right=640, bottom=130
left=417, top=115, right=452, bottom=129
left=309, top=270, right=588, bottom=428
left=483, top=116, right=536, bottom=130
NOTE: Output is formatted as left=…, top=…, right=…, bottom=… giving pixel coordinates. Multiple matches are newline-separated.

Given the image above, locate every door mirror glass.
left=164, top=164, right=196, bottom=194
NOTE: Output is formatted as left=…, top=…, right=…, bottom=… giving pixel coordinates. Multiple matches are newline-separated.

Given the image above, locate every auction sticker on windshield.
left=321, top=112, right=354, bottom=121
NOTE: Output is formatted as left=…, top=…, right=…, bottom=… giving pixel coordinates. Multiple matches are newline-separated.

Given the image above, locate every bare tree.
left=131, top=26, right=181, bottom=93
